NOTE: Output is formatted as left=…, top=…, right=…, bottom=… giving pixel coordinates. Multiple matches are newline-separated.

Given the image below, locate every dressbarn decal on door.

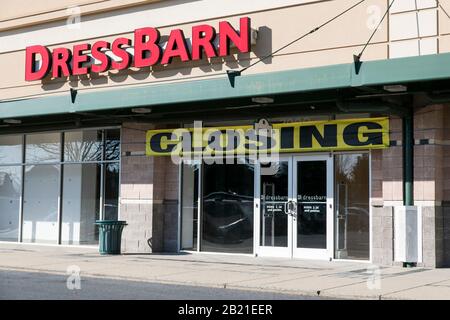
left=25, top=17, right=252, bottom=81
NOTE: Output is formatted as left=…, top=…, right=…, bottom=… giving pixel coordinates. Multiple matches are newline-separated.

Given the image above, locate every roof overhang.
left=1, top=53, right=450, bottom=121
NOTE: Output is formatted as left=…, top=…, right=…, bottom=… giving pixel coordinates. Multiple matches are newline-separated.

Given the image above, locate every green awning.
left=1, top=53, right=450, bottom=119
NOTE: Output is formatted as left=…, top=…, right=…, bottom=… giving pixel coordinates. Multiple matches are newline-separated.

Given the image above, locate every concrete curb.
left=0, top=265, right=408, bottom=300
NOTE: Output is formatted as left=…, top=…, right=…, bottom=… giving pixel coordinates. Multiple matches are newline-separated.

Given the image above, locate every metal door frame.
left=254, top=155, right=293, bottom=258
left=292, top=154, right=334, bottom=260
left=254, top=154, right=333, bottom=260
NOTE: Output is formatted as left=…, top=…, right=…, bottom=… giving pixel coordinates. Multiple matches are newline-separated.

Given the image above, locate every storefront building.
left=1, top=0, right=450, bottom=267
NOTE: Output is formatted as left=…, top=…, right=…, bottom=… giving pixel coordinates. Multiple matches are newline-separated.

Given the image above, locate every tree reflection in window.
left=64, top=131, right=102, bottom=162
left=25, top=133, right=61, bottom=163
left=105, top=129, right=120, bottom=161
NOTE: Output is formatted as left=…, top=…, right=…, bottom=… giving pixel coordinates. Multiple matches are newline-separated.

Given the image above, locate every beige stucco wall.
left=0, top=0, right=389, bottom=102
left=1, top=0, right=104, bottom=21
left=0, top=0, right=162, bottom=31
left=0, top=0, right=447, bottom=102
left=440, top=1, right=450, bottom=35
left=439, top=1, right=450, bottom=53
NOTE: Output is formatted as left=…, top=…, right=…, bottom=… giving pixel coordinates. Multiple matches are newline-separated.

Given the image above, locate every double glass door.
left=255, top=155, right=333, bottom=259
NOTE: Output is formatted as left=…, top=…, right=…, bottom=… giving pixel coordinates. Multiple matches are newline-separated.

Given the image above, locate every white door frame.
left=254, top=154, right=333, bottom=260
left=254, top=155, right=293, bottom=258
left=292, top=154, right=334, bottom=260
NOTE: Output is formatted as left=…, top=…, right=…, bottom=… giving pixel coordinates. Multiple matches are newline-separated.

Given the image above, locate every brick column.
left=413, top=104, right=446, bottom=267
left=371, top=116, right=403, bottom=266
left=119, top=122, right=179, bottom=253
left=443, top=104, right=450, bottom=266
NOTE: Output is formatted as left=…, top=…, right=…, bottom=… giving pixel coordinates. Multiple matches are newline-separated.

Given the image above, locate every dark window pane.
left=260, top=161, right=289, bottom=247
left=334, top=153, right=370, bottom=260
left=62, top=164, right=101, bottom=245
left=201, top=161, right=254, bottom=254
left=0, top=166, right=21, bottom=241
left=105, top=129, right=120, bottom=161
left=297, top=161, right=327, bottom=249
left=181, top=163, right=199, bottom=250
left=103, top=163, right=120, bottom=220
left=64, top=131, right=102, bottom=162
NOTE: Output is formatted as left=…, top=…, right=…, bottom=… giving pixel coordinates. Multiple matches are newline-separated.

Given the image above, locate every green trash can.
left=95, top=220, right=127, bottom=255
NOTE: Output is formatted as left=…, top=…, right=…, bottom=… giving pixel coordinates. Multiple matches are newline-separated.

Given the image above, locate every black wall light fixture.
left=226, top=70, right=241, bottom=87
left=70, top=88, right=78, bottom=103
left=226, top=0, right=366, bottom=87
left=353, top=0, right=396, bottom=75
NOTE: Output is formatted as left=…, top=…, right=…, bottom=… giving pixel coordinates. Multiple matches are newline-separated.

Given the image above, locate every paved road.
left=0, top=270, right=321, bottom=300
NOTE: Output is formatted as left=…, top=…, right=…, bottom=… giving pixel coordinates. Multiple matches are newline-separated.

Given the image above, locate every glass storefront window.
left=103, top=163, right=120, bottom=221
left=180, top=151, right=371, bottom=259
left=62, top=164, right=101, bottom=245
left=181, top=163, right=199, bottom=251
left=0, top=127, right=121, bottom=246
left=105, top=129, right=120, bottom=161
left=0, top=166, right=22, bottom=241
left=201, top=160, right=254, bottom=254
left=22, top=164, right=60, bottom=244
left=0, top=135, right=22, bottom=165
left=64, top=130, right=102, bottom=162
left=25, top=133, right=61, bottom=163
left=334, top=153, right=370, bottom=260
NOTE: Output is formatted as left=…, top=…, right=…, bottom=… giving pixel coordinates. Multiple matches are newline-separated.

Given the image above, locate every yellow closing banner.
left=146, top=117, right=390, bottom=156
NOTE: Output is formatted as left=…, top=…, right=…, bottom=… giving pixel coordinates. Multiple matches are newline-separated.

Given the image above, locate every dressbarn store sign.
left=25, top=17, right=252, bottom=81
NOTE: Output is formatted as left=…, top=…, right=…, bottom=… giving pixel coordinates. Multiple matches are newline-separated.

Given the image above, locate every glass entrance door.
left=293, top=155, right=333, bottom=259
left=256, top=157, right=292, bottom=257
left=255, top=155, right=333, bottom=260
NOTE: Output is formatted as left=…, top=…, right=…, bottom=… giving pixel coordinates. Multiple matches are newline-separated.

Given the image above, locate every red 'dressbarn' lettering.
left=111, top=37, right=132, bottom=70
left=52, top=47, right=72, bottom=78
left=161, top=29, right=191, bottom=65
left=219, top=17, right=251, bottom=57
left=91, top=41, right=111, bottom=73
left=191, top=24, right=217, bottom=60
left=134, top=27, right=162, bottom=68
left=24, top=17, right=252, bottom=81
left=72, top=43, right=91, bottom=76
left=25, top=45, right=52, bottom=81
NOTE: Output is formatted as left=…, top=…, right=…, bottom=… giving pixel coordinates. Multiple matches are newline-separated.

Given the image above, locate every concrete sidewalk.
left=1, top=243, right=450, bottom=300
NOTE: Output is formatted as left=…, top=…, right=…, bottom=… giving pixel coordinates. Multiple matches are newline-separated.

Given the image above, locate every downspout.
left=403, top=113, right=414, bottom=206
left=336, top=99, right=413, bottom=205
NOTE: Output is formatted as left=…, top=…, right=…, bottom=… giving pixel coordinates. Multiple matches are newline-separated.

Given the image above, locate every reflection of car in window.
left=337, top=204, right=369, bottom=220
left=203, top=191, right=253, bottom=244
left=339, top=205, right=370, bottom=232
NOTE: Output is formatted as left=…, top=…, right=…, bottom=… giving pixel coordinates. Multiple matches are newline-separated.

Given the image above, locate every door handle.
left=291, top=201, right=297, bottom=218
left=285, top=200, right=297, bottom=216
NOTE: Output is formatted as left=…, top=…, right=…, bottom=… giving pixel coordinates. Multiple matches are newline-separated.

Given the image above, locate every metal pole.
left=403, top=114, right=414, bottom=206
